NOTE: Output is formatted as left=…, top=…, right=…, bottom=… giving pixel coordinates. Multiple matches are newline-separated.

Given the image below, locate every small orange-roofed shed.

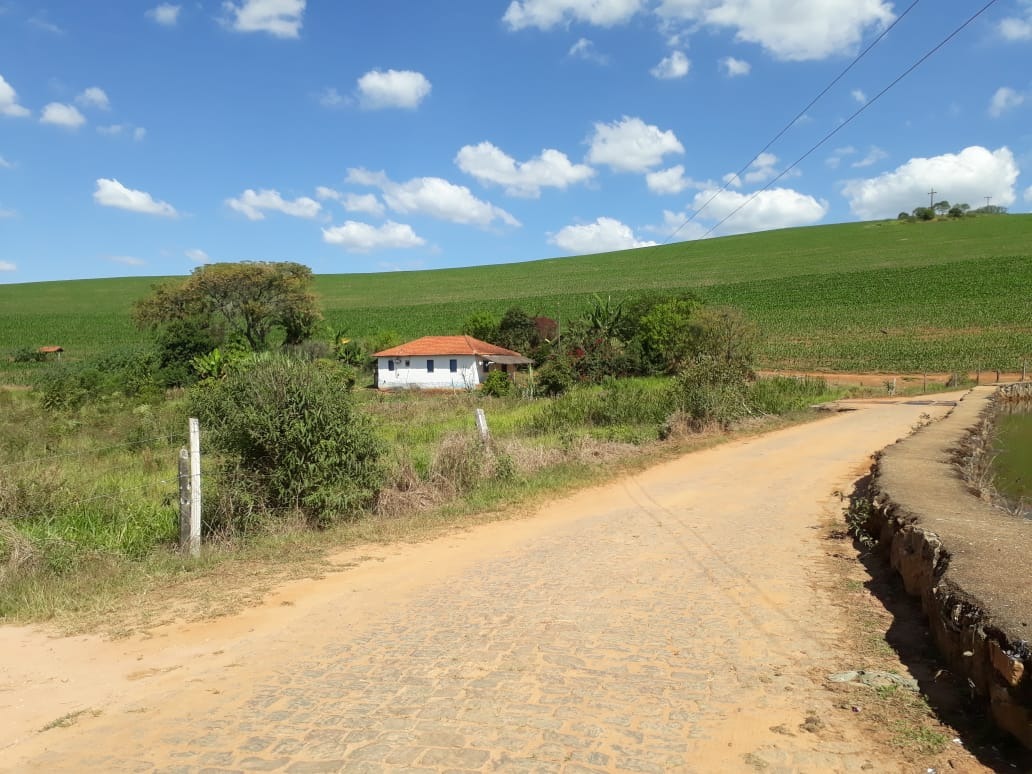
left=37, top=346, right=64, bottom=360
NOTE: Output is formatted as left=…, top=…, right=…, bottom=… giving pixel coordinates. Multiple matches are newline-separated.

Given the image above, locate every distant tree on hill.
left=933, top=200, right=951, bottom=217
left=912, top=206, right=935, bottom=221
left=973, top=204, right=1008, bottom=215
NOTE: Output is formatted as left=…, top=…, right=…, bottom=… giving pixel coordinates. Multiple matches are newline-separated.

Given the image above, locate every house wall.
left=376, top=355, right=483, bottom=390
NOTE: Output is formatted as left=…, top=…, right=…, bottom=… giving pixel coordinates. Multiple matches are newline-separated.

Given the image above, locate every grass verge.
left=2, top=409, right=815, bottom=638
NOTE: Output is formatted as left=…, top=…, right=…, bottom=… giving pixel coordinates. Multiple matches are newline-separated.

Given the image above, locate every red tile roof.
left=374, top=335, right=523, bottom=358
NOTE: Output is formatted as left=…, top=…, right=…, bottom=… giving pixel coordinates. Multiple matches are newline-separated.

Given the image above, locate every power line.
left=665, top=0, right=923, bottom=243
left=697, top=0, right=1000, bottom=241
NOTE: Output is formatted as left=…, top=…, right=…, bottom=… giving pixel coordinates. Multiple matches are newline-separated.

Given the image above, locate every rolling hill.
left=2, top=215, right=1030, bottom=374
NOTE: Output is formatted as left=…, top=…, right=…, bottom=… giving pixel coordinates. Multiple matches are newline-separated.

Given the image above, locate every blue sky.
left=1, top=0, right=1030, bottom=284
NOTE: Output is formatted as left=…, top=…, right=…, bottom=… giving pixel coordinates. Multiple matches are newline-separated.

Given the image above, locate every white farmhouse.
left=373, top=335, right=531, bottom=390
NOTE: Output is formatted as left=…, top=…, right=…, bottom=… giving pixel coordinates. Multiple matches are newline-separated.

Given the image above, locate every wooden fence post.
left=188, top=417, right=201, bottom=558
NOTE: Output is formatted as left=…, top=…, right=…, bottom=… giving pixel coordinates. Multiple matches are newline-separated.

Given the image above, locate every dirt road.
left=1, top=398, right=971, bottom=772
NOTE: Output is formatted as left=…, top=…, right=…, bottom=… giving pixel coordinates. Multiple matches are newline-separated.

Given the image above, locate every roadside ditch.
left=862, top=383, right=1032, bottom=750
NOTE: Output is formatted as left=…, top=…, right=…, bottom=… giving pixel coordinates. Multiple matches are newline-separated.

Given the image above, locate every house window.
left=387, top=360, right=395, bottom=372
left=404, top=360, right=410, bottom=367
left=426, top=359, right=434, bottom=373
left=449, top=359, right=458, bottom=373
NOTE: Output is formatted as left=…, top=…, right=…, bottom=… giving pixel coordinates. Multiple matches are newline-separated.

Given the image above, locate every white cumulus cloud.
left=322, top=221, right=426, bottom=252
left=76, top=87, right=110, bottom=110
left=315, top=186, right=342, bottom=201
left=841, top=146, right=1020, bottom=220
left=643, top=209, right=709, bottom=240
left=646, top=164, right=703, bottom=195
left=357, top=69, right=431, bottom=110
left=851, top=89, right=867, bottom=105
left=41, top=103, right=86, bottom=128
left=999, top=2, right=1032, bottom=41
left=0, top=155, right=12, bottom=169
left=226, top=189, right=322, bottom=221
left=455, top=141, right=595, bottom=198
left=587, top=116, right=684, bottom=173
left=222, top=0, right=305, bottom=38
left=651, top=51, right=690, bottom=79
left=147, top=4, right=181, bottom=25
left=98, top=123, right=146, bottom=141
left=851, top=146, right=888, bottom=169
left=690, top=187, right=828, bottom=234
left=185, top=248, right=211, bottom=263
left=343, top=193, right=385, bottom=216
left=0, top=75, right=30, bottom=118
left=1025, top=185, right=1032, bottom=203
left=989, top=86, right=1026, bottom=118
left=318, top=87, right=348, bottom=109
left=742, top=152, right=779, bottom=184
left=720, top=56, right=750, bottom=76
left=503, top=0, right=645, bottom=30
left=93, top=178, right=179, bottom=217
left=346, top=168, right=520, bottom=227
left=568, top=37, right=608, bottom=63
left=0, top=261, right=17, bottom=271
left=551, top=216, right=657, bottom=254
left=657, top=0, right=894, bottom=61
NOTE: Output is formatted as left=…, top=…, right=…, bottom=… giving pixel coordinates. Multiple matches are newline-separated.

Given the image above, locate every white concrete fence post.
left=188, top=417, right=202, bottom=557
left=474, top=408, right=490, bottom=443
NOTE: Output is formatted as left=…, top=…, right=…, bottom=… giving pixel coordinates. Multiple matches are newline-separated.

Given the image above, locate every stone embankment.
left=867, top=384, right=1032, bottom=749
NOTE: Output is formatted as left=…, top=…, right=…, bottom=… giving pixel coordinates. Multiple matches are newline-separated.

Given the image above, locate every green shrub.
left=190, top=357, right=385, bottom=529
left=480, top=370, right=512, bottom=397
left=34, top=349, right=162, bottom=410
left=536, top=356, right=576, bottom=396
left=669, top=356, right=752, bottom=430
left=10, top=348, right=45, bottom=364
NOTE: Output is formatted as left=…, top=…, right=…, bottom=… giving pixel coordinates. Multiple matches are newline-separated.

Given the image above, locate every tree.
left=496, top=307, right=536, bottom=352
left=133, top=262, right=321, bottom=352
left=637, top=297, right=702, bottom=373
left=933, top=200, right=950, bottom=217
left=692, top=306, right=758, bottom=375
left=461, top=311, right=500, bottom=343
left=911, top=206, right=935, bottom=221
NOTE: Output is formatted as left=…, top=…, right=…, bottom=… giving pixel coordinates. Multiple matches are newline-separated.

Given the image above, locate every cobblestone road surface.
left=7, top=402, right=953, bottom=773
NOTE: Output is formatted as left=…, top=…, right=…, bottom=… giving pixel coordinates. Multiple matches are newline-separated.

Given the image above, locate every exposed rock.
left=867, top=384, right=1032, bottom=751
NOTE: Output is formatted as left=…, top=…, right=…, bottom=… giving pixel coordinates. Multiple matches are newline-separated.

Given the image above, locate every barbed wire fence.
left=0, top=419, right=202, bottom=558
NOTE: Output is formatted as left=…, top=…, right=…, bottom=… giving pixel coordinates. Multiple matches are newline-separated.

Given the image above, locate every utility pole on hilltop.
left=985, top=196, right=992, bottom=209
left=927, top=188, right=937, bottom=208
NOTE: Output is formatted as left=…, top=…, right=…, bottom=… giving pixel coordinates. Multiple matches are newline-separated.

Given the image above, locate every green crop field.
left=1, top=215, right=1030, bottom=376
